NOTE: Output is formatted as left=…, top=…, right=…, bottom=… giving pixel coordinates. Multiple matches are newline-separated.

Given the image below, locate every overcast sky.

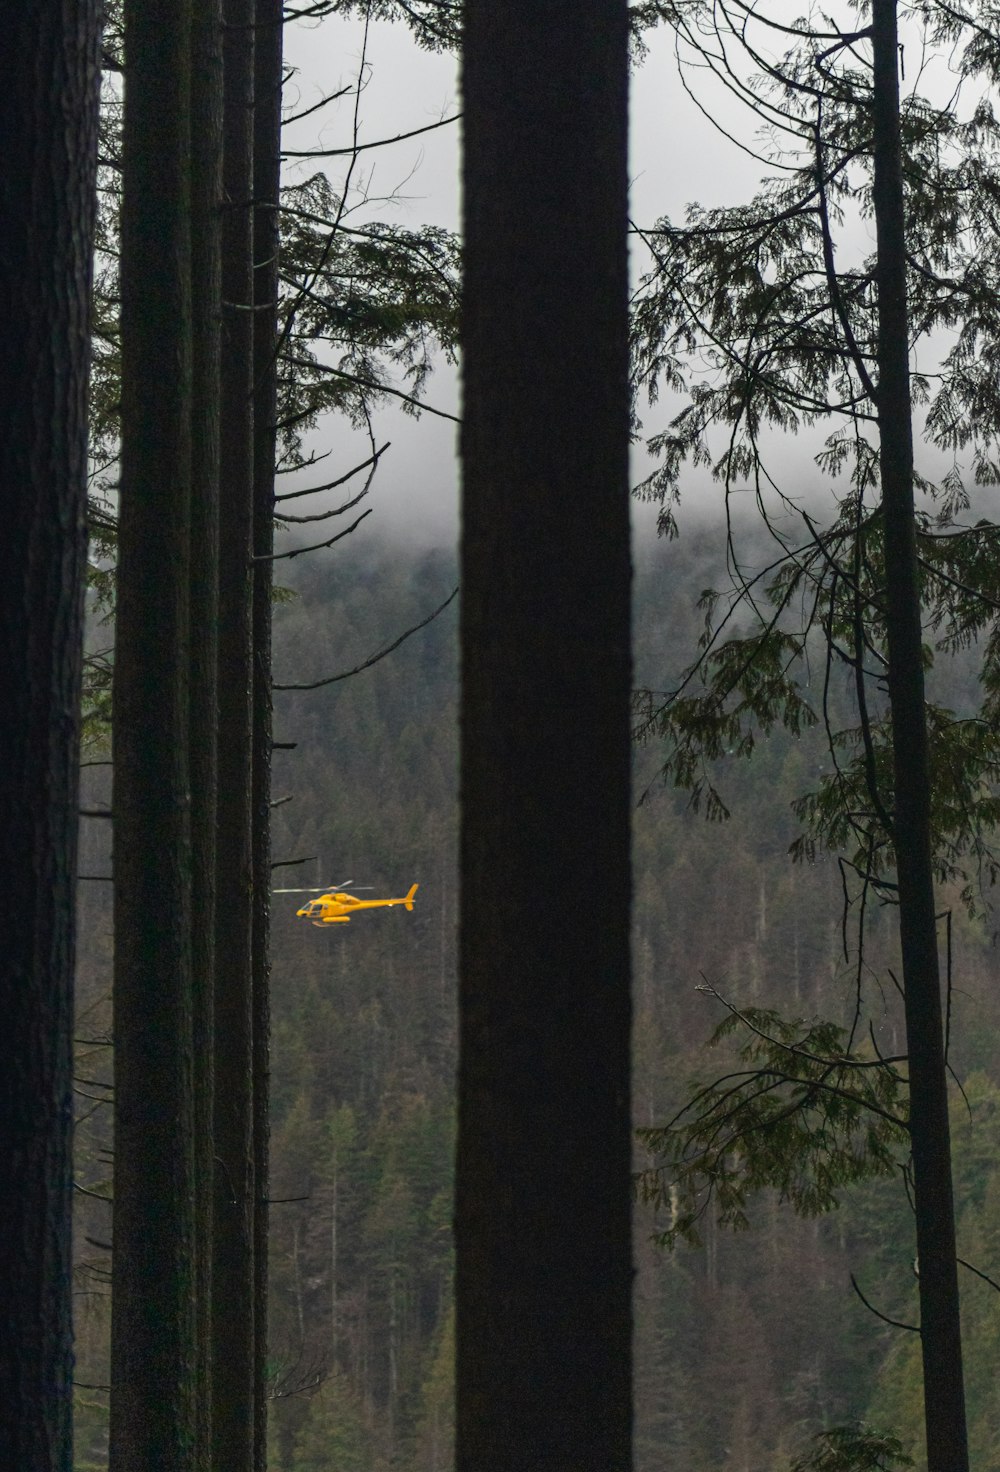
left=278, top=9, right=969, bottom=554
left=279, top=13, right=771, bottom=549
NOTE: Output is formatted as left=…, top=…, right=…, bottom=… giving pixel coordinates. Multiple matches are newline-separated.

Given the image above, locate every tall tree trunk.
left=213, top=0, right=256, bottom=1462
left=457, top=5, right=633, bottom=1470
left=251, top=2, right=283, bottom=1463
left=109, top=1, right=197, bottom=1467
left=190, top=1, right=224, bottom=1466
left=0, top=4, right=99, bottom=1467
left=871, top=2, right=969, bottom=1466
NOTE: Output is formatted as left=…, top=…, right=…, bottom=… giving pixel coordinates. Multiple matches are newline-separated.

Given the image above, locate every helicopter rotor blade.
left=273, top=880, right=376, bottom=894
left=273, top=884, right=342, bottom=893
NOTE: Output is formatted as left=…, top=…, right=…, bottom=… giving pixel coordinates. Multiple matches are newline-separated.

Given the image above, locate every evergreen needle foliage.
left=789, top=1424, right=913, bottom=1472
left=631, top=1, right=1000, bottom=919
left=82, top=23, right=459, bottom=754
left=636, top=996, right=909, bottom=1245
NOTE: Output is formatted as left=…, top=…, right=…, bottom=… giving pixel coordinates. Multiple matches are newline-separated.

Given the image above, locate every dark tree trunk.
left=0, top=4, right=99, bottom=1467
left=109, top=1, right=197, bottom=1467
left=213, top=0, right=257, bottom=1462
left=457, top=5, right=633, bottom=1470
left=251, top=2, right=283, bottom=1463
left=190, top=2, right=224, bottom=1466
left=871, top=2, right=969, bottom=1466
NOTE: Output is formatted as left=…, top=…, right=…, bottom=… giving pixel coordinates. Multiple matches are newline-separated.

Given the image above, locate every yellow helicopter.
left=275, top=880, right=419, bottom=927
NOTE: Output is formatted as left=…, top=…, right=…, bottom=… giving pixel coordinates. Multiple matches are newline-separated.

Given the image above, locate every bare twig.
left=274, top=442, right=388, bottom=502
left=850, top=1272, right=919, bottom=1332
left=253, top=508, right=372, bottom=562
left=281, top=111, right=460, bottom=159
left=274, top=586, right=458, bottom=691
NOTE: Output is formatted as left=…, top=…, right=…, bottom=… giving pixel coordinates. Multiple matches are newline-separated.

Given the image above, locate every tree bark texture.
left=251, top=2, right=283, bottom=1463
left=110, top=1, right=197, bottom=1468
left=213, top=0, right=257, bottom=1463
left=0, top=4, right=99, bottom=1467
left=871, top=2, right=969, bottom=1466
left=190, top=2, right=224, bottom=1466
left=457, top=5, right=633, bottom=1470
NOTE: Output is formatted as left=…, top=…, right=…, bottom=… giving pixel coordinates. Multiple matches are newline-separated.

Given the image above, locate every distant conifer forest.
left=72, top=527, right=1000, bottom=1471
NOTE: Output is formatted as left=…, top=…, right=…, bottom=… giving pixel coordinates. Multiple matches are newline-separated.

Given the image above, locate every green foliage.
left=315, top=0, right=461, bottom=53
left=788, top=1424, right=913, bottom=1472
left=259, top=547, right=459, bottom=1470
left=81, top=646, right=114, bottom=752
left=637, top=999, right=909, bottom=1246
left=293, top=1369, right=373, bottom=1472
left=637, top=499, right=1000, bottom=913
left=633, top=12, right=1000, bottom=512
left=276, top=171, right=459, bottom=454
left=75, top=534, right=1000, bottom=1467
left=630, top=1, right=1000, bottom=924
left=862, top=1076, right=1000, bottom=1469
left=636, top=620, right=816, bottom=822
left=88, top=7, right=123, bottom=498
left=84, top=32, right=460, bottom=639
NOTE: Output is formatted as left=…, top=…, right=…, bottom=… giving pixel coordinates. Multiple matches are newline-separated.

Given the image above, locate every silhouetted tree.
left=251, top=0, right=283, bottom=1463
left=190, top=1, right=224, bottom=1465
left=0, top=3, right=100, bottom=1466
left=109, top=0, right=198, bottom=1466
left=630, top=2, right=985, bottom=1462
left=213, top=0, right=257, bottom=1464
left=871, top=1, right=967, bottom=1462
left=457, top=3, right=633, bottom=1468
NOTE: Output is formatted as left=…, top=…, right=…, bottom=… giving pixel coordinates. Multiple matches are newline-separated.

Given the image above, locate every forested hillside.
left=73, top=526, right=1000, bottom=1471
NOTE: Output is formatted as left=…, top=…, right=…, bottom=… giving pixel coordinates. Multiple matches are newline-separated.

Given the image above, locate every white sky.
left=279, top=14, right=761, bottom=548
left=278, top=8, right=981, bottom=552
